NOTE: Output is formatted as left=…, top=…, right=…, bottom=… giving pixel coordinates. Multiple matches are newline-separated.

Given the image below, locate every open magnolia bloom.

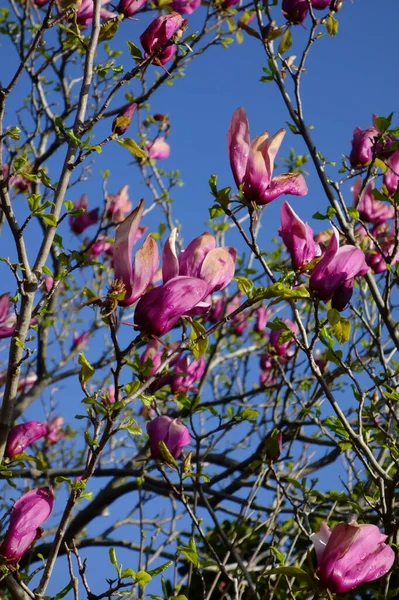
left=228, top=107, right=308, bottom=205
left=134, top=229, right=236, bottom=336
left=309, top=228, right=368, bottom=310
left=278, top=201, right=321, bottom=270
left=311, top=521, right=395, bottom=594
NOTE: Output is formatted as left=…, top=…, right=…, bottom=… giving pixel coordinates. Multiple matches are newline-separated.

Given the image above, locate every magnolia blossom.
left=310, top=228, right=368, bottom=310
left=282, top=0, right=308, bottom=23
left=147, top=416, right=190, bottom=459
left=0, top=293, right=17, bottom=339
left=69, top=195, right=99, bottom=235
left=278, top=201, right=321, bottom=270
left=113, top=200, right=159, bottom=306
left=71, top=331, right=90, bottom=351
left=116, top=0, right=146, bottom=18
left=46, top=417, right=65, bottom=444
left=171, top=0, right=201, bottom=15
left=112, top=103, right=137, bottom=137
left=228, top=107, right=308, bottom=205
left=146, top=137, right=171, bottom=160
left=76, top=0, right=116, bottom=28
left=254, top=305, right=269, bottom=333
left=269, top=319, right=297, bottom=358
left=170, top=356, right=206, bottom=394
left=86, top=235, right=113, bottom=259
left=349, top=124, right=380, bottom=168
left=102, top=385, right=116, bottom=405
left=140, top=13, right=186, bottom=65
left=352, top=179, right=395, bottom=224
left=134, top=229, right=236, bottom=336
left=311, top=521, right=395, bottom=594
left=106, top=185, right=140, bottom=224
left=5, top=421, right=47, bottom=458
left=0, top=487, right=54, bottom=563
left=384, top=149, right=399, bottom=195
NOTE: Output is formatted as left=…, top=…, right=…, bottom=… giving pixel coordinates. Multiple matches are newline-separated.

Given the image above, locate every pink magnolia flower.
left=117, top=0, right=146, bottom=18
left=106, top=185, right=133, bottom=223
left=76, top=0, right=116, bottom=28
left=311, top=0, right=330, bottom=8
left=112, top=103, right=137, bottom=137
left=86, top=235, right=113, bottom=258
left=278, top=201, right=321, bottom=270
left=349, top=125, right=380, bottom=168
left=5, top=421, right=47, bottom=458
left=171, top=356, right=206, bottom=394
left=310, top=228, right=368, bottom=310
left=69, top=195, right=99, bottom=235
left=172, top=0, right=201, bottom=15
left=228, top=108, right=308, bottom=205
left=352, top=179, right=395, bottom=224
left=32, top=0, right=51, bottom=6
left=147, top=416, right=190, bottom=459
left=140, top=12, right=186, bottom=66
left=311, top=521, right=395, bottom=594
left=0, top=487, right=54, bottom=563
left=269, top=319, right=297, bottom=358
left=102, top=385, right=116, bottom=405
left=384, top=148, right=399, bottom=196
left=113, top=200, right=159, bottom=306
left=71, top=331, right=90, bottom=351
left=254, top=305, right=269, bottom=333
left=0, top=293, right=17, bottom=339
left=363, top=225, right=399, bottom=274
left=207, top=295, right=225, bottom=323
left=46, top=417, right=65, bottom=444
left=282, top=0, right=308, bottom=23
left=259, top=355, right=277, bottom=386
left=134, top=229, right=236, bottom=336
left=18, top=373, right=38, bottom=392
left=146, top=137, right=171, bottom=160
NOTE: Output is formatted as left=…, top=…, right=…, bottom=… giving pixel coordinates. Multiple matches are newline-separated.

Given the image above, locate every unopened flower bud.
left=329, top=0, right=343, bottom=12
left=112, top=103, right=137, bottom=137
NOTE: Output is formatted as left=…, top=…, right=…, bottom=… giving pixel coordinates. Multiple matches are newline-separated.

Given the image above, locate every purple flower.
left=311, top=0, right=331, bottom=8
left=71, top=330, right=90, bottom=351
left=254, top=305, right=269, bottom=333
left=147, top=416, right=190, bottom=459
left=46, top=417, right=65, bottom=444
left=172, top=0, right=201, bottom=15
left=349, top=125, right=380, bottom=168
left=311, top=521, right=395, bottom=594
left=117, top=0, right=146, bottom=18
left=69, top=195, right=99, bottom=235
left=278, top=201, right=321, bottom=270
left=269, top=319, right=297, bottom=358
left=140, top=12, right=186, bottom=66
left=384, top=148, right=399, bottom=196
left=113, top=200, right=159, bottom=306
left=112, top=103, right=137, bottom=137
left=228, top=108, right=308, bottom=205
left=352, top=179, right=395, bottom=224
left=76, top=0, right=116, bottom=28
left=106, top=185, right=133, bottom=223
left=134, top=230, right=236, bottom=336
left=0, top=293, right=17, bottom=339
left=171, top=356, right=206, bottom=394
left=310, top=228, right=368, bottom=310
left=282, top=0, right=308, bottom=23
left=5, top=421, right=47, bottom=458
left=0, top=487, right=54, bottom=563
left=146, top=137, right=171, bottom=160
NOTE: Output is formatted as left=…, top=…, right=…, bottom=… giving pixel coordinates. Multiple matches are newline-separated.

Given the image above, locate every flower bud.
left=147, top=416, right=190, bottom=459
left=140, top=13, right=187, bottom=65
left=112, top=103, right=137, bottom=137
left=117, top=0, right=146, bottom=18
left=5, top=421, right=47, bottom=458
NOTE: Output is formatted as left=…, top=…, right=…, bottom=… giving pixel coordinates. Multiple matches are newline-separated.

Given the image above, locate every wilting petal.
left=199, top=247, right=236, bottom=294
left=163, top=228, right=180, bottom=282
left=114, top=200, right=145, bottom=305
left=179, top=232, right=216, bottom=278
left=260, top=172, right=308, bottom=204
left=134, top=276, right=209, bottom=336
left=263, top=129, right=286, bottom=177
left=227, top=107, right=251, bottom=187
left=127, top=235, right=159, bottom=305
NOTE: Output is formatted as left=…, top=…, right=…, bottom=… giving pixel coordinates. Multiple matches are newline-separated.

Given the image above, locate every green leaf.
left=278, top=29, right=292, bottom=54
left=78, top=352, right=94, bottom=383
left=40, top=213, right=58, bottom=227
left=135, top=571, right=152, bottom=587
left=158, top=441, right=178, bottom=467
left=235, top=276, right=253, bottom=297
left=127, top=39, right=143, bottom=60
left=326, top=15, right=339, bottom=37
left=109, top=547, right=120, bottom=575
left=64, top=200, right=74, bottom=211
left=117, top=137, right=146, bottom=159
left=263, top=566, right=310, bottom=580
left=42, top=265, right=53, bottom=277
left=347, top=206, right=359, bottom=220
left=99, top=20, right=119, bottom=42
left=177, top=537, right=199, bottom=568
left=261, top=282, right=309, bottom=301
left=270, top=546, right=285, bottom=565
left=147, top=561, right=173, bottom=576
left=331, top=317, right=350, bottom=345
left=6, top=126, right=21, bottom=140
left=120, top=568, right=136, bottom=579
left=375, top=114, right=393, bottom=133
left=312, top=211, right=328, bottom=220
left=189, top=320, right=208, bottom=360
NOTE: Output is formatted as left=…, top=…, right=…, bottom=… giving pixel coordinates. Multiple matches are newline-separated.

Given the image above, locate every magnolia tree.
left=0, top=0, right=398, bottom=599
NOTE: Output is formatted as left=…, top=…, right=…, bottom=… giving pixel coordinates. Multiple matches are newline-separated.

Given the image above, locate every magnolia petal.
left=179, top=232, right=216, bottom=278
left=311, top=522, right=332, bottom=563
left=264, top=128, right=286, bottom=176
left=199, top=247, right=237, bottom=294
left=126, top=235, right=159, bottom=305
left=134, top=276, right=209, bottom=336
left=259, top=172, right=308, bottom=204
left=114, top=200, right=145, bottom=304
left=228, top=107, right=251, bottom=187
left=163, top=228, right=179, bottom=283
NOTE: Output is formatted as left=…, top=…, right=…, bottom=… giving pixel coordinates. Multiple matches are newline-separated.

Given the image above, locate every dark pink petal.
left=259, top=172, right=308, bottom=204
left=5, top=421, right=47, bottom=458
left=199, top=247, right=236, bottom=294
left=179, top=232, right=216, bottom=278
left=227, top=107, right=250, bottom=188
left=162, top=228, right=180, bottom=283
left=126, top=235, right=159, bottom=305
